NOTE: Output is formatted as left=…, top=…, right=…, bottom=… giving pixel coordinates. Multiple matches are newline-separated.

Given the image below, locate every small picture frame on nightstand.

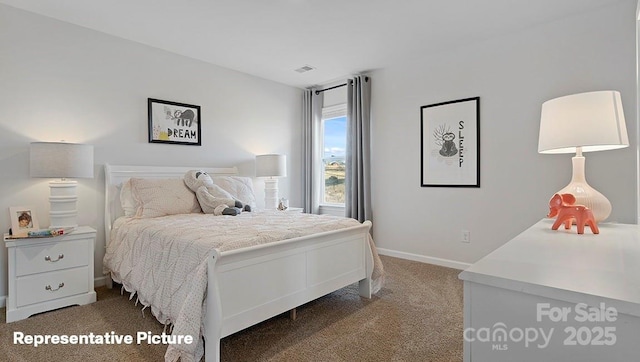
left=9, top=206, right=39, bottom=237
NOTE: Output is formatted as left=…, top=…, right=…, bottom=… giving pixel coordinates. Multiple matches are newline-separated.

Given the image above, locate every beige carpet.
left=0, top=255, right=463, bottom=361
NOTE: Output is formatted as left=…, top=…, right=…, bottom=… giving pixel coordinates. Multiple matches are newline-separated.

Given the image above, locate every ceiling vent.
left=294, top=65, right=315, bottom=73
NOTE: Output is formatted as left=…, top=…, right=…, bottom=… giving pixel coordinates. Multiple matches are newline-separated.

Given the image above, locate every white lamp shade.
left=538, top=90, right=629, bottom=154
left=30, top=142, right=94, bottom=179
left=255, top=154, right=287, bottom=177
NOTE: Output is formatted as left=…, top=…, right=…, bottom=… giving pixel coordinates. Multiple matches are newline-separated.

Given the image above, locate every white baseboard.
left=94, top=276, right=108, bottom=288
left=0, top=295, right=5, bottom=308
left=377, top=247, right=471, bottom=270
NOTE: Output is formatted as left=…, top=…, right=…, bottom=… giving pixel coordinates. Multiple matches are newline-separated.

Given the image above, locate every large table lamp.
left=30, top=142, right=94, bottom=228
left=538, top=90, right=628, bottom=222
left=255, top=154, right=287, bottom=209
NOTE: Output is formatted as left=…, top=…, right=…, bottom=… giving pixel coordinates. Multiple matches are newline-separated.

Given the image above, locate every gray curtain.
left=345, top=75, right=372, bottom=223
left=302, top=88, right=323, bottom=214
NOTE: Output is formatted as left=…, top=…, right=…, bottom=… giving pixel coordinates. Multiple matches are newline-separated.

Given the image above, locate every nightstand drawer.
left=5, top=226, right=96, bottom=322
left=15, top=239, right=89, bottom=276
left=16, top=266, right=89, bottom=307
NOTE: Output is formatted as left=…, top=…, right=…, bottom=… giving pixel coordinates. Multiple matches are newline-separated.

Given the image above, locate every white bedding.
left=103, top=210, right=384, bottom=362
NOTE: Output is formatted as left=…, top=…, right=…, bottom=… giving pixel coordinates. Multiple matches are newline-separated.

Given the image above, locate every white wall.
left=371, top=0, right=637, bottom=266
left=637, top=0, right=640, bottom=225
left=0, top=5, right=303, bottom=300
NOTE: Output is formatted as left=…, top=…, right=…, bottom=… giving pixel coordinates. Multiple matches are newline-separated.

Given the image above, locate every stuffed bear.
left=184, top=170, right=251, bottom=216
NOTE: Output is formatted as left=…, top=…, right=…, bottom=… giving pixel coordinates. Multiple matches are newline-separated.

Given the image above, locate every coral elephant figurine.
left=547, top=193, right=599, bottom=235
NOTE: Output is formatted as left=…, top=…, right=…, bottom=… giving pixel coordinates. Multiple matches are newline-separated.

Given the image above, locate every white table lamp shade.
left=537, top=90, right=629, bottom=223
left=30, top=142, right=94, bottom=178
left=255, top=154, right=287, bottom=178
left=255, top=154, right=287, bottom=209
left=538, top=90, right=628, bottom=154
left=30, top=142, right=94, bottom=228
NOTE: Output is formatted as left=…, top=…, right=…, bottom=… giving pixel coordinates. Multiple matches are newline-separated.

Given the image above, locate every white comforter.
left=103, top=211, right=384, bottom=362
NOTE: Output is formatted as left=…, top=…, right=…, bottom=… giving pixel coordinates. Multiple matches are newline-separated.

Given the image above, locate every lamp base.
left=49, top=180, right=79, bottom=228
left=264, top=178, right=279, bottom=210
left=554, top=156, right=611, bottom=223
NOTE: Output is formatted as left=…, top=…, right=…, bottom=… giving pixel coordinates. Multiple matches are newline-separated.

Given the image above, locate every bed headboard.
left=104, top=164, right=238, bottom=243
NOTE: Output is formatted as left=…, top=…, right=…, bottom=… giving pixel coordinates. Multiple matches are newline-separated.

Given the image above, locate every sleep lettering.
left=458, top=120, right=464, bottom=167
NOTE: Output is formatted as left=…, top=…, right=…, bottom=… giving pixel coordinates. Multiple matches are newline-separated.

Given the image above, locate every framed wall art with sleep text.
left=148, top=98, right=201, bottom=146
left=420, top=97, right=480, bottom=187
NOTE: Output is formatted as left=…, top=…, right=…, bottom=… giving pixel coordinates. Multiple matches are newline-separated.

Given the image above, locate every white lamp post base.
left=264, top=178, right=279, bottom=210
left=555, top=155, right=611, bottom=223
left=49, top=180, right=79, bottom=228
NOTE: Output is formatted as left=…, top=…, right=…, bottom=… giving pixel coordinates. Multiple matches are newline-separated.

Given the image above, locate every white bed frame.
left=104, top=164, right=374, bottom=362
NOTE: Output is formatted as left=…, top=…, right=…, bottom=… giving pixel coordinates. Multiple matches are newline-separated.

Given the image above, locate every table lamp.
left=538, top=90, right=628, bottom=222
left=30, top=142, right=94, bottom=228
left=255, top=154, right=287, bottom=209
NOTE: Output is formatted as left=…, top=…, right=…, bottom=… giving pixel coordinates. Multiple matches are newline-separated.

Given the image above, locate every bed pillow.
left=120, top=181, right=137, bottom=217
left=212, top=176, right=257, bottom=208
left=124, top=178, right=202, bottom=218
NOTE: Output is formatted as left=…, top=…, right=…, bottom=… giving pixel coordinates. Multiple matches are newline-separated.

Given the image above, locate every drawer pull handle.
left=45, top=282, right=65, bottom=291
left=44, top=254, right=64, bottom=262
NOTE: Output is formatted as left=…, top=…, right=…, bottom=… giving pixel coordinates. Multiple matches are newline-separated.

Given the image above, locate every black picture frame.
left=148, top=98, right=201, bottom=146
left=420, top=97, right=480, bottom=187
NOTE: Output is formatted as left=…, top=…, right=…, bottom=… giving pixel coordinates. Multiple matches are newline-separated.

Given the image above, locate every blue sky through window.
left=324, top=116, right=346, bottom=160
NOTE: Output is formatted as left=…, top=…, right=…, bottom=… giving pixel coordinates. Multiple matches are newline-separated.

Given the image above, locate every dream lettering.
left=167, top=128, right=197, bottom=140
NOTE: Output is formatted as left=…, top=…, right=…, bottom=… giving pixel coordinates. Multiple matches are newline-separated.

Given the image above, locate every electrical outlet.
left=461, top=230, right=471, bottom=243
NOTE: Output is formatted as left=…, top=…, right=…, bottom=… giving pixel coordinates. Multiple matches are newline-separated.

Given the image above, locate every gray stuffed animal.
left=184, top=170, right=251, bottom=216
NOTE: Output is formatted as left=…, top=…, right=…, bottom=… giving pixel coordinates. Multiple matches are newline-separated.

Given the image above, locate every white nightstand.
left=4, top=226, right=97, bottom=323
left=284, top=207, right=304, bottom=213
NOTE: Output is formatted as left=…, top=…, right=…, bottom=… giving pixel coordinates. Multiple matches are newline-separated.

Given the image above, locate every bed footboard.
left=204, top=221, right=373, bottom=362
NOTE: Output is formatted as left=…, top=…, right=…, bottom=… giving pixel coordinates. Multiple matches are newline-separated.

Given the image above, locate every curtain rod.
left=315, top=83, right=347, bottom=95
left=313, top=76, right=369, bottom=95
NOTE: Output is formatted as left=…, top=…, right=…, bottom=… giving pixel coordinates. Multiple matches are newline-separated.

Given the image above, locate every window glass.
left=322, top=115, right=346, bottom=204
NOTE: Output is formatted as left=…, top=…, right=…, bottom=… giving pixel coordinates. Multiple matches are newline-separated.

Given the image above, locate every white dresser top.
left=4, top=226, right=96, bottom=247
left=459, top=219, right=640, bottom=316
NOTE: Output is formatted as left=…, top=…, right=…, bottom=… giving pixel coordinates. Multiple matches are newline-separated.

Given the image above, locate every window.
left=320, top=104, right=347, bottom=207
